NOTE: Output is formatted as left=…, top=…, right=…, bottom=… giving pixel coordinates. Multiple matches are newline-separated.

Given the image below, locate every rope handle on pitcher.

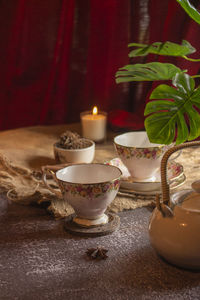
left=156, top=140, right=200, bottom=216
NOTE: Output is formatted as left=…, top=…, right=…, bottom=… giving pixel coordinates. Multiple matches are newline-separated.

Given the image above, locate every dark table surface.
left=1, top=194, right=200, bottom=300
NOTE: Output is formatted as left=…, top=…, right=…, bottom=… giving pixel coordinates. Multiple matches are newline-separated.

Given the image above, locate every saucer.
left=119, top=174, right=186, bottom=195
left=107, top=158, right=185, bottom=194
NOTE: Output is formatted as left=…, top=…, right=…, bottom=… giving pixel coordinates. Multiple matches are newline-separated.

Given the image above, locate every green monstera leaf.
left=144, top=73, right=200, bottom=145
left=128, top=40, right=195, bottom=57
left=177, top=0, right=200, bottom=25
left=116, top=62, right=184, bottom=83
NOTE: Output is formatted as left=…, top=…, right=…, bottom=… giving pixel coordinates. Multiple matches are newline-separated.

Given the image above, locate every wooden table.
left=0, top=124, right=200, bottom=300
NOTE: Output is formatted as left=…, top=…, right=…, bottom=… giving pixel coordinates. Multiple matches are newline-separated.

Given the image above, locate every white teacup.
left=114, top=131, right=173, bottom=182
left=42, top=163, right=122, bottom=226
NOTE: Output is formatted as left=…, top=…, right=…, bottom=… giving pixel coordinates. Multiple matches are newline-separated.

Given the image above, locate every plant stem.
left=191, top=75, right=200, bottom=78
left=182, top=55, right=200, bottom=62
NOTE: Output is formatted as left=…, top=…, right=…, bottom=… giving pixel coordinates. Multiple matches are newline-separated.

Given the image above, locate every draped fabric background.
left=0, top=0, right=200, bottom=130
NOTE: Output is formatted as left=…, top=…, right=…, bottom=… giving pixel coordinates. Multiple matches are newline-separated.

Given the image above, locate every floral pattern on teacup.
left=60, top=179, right=120, bottom=198
left=115, top=145, right=163, bottom=160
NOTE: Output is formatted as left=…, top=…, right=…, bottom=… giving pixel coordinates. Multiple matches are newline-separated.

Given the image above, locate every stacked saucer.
left=108, top=157, right=185, bottom=195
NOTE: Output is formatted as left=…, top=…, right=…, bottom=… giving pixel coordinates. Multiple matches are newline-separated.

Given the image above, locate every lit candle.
left=80, top=106, right=107, bottom=142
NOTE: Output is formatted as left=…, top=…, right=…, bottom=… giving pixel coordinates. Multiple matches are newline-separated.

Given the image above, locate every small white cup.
left=53, top=139, right=95, bottom=164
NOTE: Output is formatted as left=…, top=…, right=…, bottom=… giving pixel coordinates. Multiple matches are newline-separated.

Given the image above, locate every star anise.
left=86, top=247, right=108, bottom=260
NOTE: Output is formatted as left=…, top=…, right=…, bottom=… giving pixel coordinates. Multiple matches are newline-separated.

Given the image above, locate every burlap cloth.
left=0, top=123, right=199, bottom=218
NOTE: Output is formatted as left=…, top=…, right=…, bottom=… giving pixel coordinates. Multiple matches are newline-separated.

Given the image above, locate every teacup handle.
left=164, top=144, right=182, bottom=161
left=169, top=149, right=182, bottom=161
left=42, top=166, right=62, bottom=199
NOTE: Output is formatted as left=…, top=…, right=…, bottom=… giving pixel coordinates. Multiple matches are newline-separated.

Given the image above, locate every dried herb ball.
left=56, top=130, right=92, bottom=149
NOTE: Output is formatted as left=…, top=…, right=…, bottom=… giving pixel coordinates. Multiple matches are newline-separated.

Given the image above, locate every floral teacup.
left=42, top=163, right=122, bottom=226
left=114, top=131, right=169, bottom=182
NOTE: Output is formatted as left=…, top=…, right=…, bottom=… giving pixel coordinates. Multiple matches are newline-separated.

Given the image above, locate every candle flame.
left=92, top=106, right=98, bottom=115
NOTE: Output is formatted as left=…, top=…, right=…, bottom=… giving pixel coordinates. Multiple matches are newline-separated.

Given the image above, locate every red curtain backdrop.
left=0, top=0, right=200, bottom=130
